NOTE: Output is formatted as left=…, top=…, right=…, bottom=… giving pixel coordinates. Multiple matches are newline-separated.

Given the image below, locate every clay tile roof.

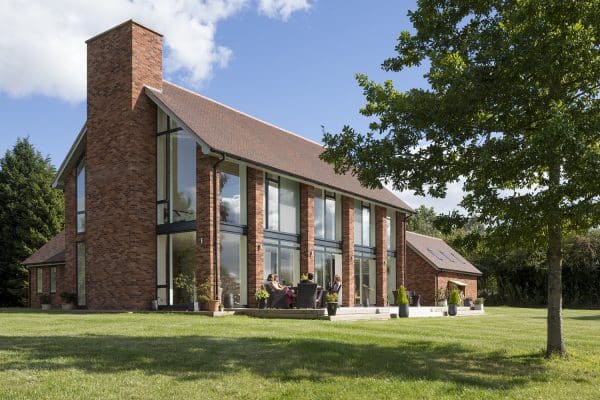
left=22, top=231, right=65, bottom=266
left=145, top=81, right=413, bottom=212
left=406, top=231, right=482, bottom=276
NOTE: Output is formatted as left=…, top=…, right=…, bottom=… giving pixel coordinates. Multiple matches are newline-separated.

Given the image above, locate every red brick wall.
left=341, top=196, right=354, bottom=307
left=197, top=152, right=220, bottom=301
left=300, top=183, right=314, bottom=276
left=396, top=211, right=406, bottom=288
left=406, top=246, right=437, bottom=305
left=437, top=272, right=478, bottom=301
left=246, top=167, right=264, bottom=307
left=375, top=206, right=387, bottom=306
left=84, top=21, right=162, bottom=309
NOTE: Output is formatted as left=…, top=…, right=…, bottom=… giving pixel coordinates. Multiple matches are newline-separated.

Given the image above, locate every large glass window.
left=156, top=231, right=197, bottom=306
left=354, top=201, right=371, bottom=246
left=219, top=162, right=241, bottom=225
left=266, top=176, right=279, bottom=231
left=314, top=189, right=336, bottom=240
left=263, top=239, right=299, bottom=286
left=50, top=267, right=56, bottom=294
left=37, top=269, right=42, bottom=294
left=170, top=132, right=196, bottom=223
left=76, top=159, right=85, bottom=233
left=265, top=175, right=299, bottom=234
left=220, top=232, right=245, bottom=306
left=387, top=256, right=396, bottom=304
left=171, top=232, right=197, bottom=305
left=354, top=257, right=376, bottom=306
left=314, top=249, right=339, bottom=288
left=156, top=111, right=196, bottom=225
left=77, top=242, right=85, bottom=306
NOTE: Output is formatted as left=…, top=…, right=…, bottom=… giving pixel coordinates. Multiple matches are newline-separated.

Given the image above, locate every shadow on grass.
left=0, top=333, right=547, bottom=390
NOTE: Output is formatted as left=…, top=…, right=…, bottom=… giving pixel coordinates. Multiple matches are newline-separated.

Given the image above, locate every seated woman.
left=327, top=274, right=342, bottom=294
left=265, top=274, right=294, bottom=308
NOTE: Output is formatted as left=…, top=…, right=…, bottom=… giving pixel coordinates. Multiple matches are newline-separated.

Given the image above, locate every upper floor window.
left=156, top=110, right=196, bottom=225
left=265, top=174, right=299, bottom=234
left=219, top=162, right=241, bottom=225
left=354, top=201, right=371, bottom=247
left=76, top=159, right=85, bottom=233
left=314, top=189, right=336, bottom=240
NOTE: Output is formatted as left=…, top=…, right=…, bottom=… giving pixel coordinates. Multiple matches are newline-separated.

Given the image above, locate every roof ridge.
left=406, top=230, right=445, bottom=241
left=161, top=80, right=325, bottom=148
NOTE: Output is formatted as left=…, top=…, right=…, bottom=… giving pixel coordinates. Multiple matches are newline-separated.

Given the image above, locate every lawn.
left=0, top=307, right=598, bottom=399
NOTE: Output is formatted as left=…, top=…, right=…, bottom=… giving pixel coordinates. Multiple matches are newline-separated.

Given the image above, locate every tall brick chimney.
left=85, top=20, right=162, bottom=309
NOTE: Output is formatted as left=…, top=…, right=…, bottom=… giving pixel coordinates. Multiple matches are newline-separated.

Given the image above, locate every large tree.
left=321, top=0, right=599, bottom=356
left=0, top=138, right=63, bottom=306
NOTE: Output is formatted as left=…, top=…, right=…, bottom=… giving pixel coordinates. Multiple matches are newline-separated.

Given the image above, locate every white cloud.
left=0, top=0, right=311, bottom=102
left=257, top=0, right=312, bottom=20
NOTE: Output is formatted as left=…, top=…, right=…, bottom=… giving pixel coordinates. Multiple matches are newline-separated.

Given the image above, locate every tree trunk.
left=546, top=165, right=565, bottom=356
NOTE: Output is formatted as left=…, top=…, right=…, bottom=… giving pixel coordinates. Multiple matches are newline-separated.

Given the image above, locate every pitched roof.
left=22, top=231, right=65, bottom=266
left=145, top=81, right=412, bottom=212
left=406, top=231, right=482, bottom=276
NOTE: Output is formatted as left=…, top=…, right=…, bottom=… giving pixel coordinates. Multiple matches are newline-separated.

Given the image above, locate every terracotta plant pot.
left=208, top=300, right=220, bottom=312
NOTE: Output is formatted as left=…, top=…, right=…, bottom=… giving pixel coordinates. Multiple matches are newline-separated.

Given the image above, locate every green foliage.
left=60, top=292, right=77, bottom=304
left=0, top=138, right=64, bottom=306
left=397, top=285, right=409, bottom=305
left=448, top=289, right=461, bottom=305
left=406, top=206, right=442, bottom=237
left=321, top=0, right=600, bottom=355
left=38, top=293, right=52, bottom=304
left=174, top=274, right=211, bottom=303
left=325, top=292, right=338, bottom=303
left=255, top=288, right=269, bottom=300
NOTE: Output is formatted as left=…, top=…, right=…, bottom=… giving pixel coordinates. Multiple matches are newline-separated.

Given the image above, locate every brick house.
left=24, top=20, right=415, bottom=310
left=405, top=231, right=482, bottom=305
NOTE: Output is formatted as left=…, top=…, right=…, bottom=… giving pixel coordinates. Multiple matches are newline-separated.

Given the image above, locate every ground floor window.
left=50, top=267, right=57, bottom=294
left=354, top=257, right=376, bottom=306
left=156, top=231, right=197, bottom=306
left=387, top=256, right=396, bottom=304
left=314, top=247, right=342, bottom=289
left=36, top=268, right=43, bottom=294
left=220, top=232, right=247, bottom=306
left=263, top=239, right=299, bottom=286
left=77, top=242, right=86, bottom=306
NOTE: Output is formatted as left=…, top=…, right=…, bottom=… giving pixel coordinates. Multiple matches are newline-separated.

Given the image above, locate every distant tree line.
left=408, top=206, right=600, bottom=309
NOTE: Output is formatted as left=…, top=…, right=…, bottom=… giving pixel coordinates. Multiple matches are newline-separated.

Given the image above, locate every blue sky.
left=0, top=0, right=463, bottom=212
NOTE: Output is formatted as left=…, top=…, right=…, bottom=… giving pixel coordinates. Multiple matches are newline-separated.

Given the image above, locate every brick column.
left=341, top=196, right=354, bottom=307
left=247, top=167, right=264, bottom=307
left=197, top=151, right=221, bottom=302
left=396, top=211, right=406, bottom=288
left=375, top=206, right=388, bottom=306
left=300, top=183, right=315, bottom=276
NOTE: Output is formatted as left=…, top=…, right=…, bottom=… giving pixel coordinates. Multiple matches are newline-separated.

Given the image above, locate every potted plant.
left=436, top=288, right=448, bottom=307
left=325, top=292, right=338, bottom=316
left=474, top=297, right=485, bottom=311
left=39, top=294, right=52, bottom=310
left=60, top=292, right=77, bottom=310
left=197, top=278, right=213, bottom=311
left=255, top=288, right=269, bottom=309
left=448, top=288, right=460, bottom=316
left=397, top=285, right=409, bottom=318
left=464, top=297, right=473, bottom=307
